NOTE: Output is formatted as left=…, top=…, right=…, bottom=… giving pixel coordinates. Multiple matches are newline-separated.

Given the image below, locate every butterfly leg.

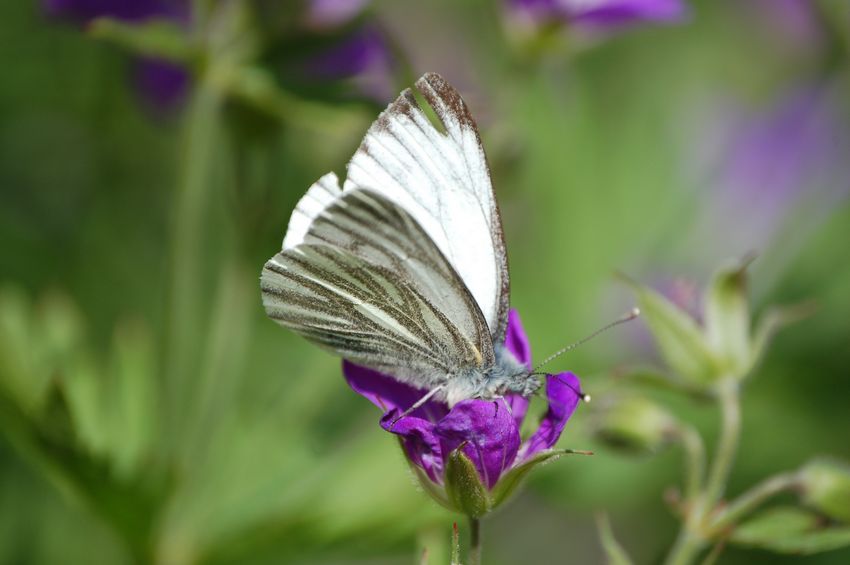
left=389, top=384, right=446, bottom=428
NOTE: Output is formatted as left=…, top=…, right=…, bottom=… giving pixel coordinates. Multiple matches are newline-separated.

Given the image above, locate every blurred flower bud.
left=590, top=395, right=679, bottom=454
left=799, top=459, right=850, bottom=522
left=705, top=259, right=752, bottom=376
left=624, top=259, right=807, bottom=388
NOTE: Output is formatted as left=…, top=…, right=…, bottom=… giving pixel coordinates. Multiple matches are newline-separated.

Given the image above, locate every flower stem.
left=708, top=471, right=801, bottom=534
left=469, top=517, right=481, bottom=565
left=665, top=379, right=742, bottom=565
left=163, top=77, right=223, bottom=453
left=704, top=380, right=741, bottom=508
left=679, top=425, right=706, bottom=505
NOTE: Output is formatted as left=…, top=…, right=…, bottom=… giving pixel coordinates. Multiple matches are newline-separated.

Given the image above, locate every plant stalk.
left=665, top=379, right=742, bottom=565
left=708, top=471, right=801, bottom=534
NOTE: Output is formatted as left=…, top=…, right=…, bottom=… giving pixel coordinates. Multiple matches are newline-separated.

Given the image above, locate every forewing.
left=281, top=73, right=510, bottom=341
left=264, top=188, right=496, bottom=386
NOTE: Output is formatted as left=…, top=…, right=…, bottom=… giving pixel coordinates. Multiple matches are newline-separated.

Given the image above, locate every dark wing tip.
left=414, top=72, right=478, bottom=133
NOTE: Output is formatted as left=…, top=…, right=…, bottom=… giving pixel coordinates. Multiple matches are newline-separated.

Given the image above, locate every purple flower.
left=507, top=0, right=687, bottom=32
left=344, top=310, right=585, bottom=515
left=43, top=0, right=191, bottom=110
left=685, top=83, right=849, bottom=263
left=742, top=0, right=824, bottom=56
left=273, top=21, right=393, bottom=102
left=43, top=0, right=186, bottom=22
left=300, top=25, right=386, bottom=80
left=302, top=0, right=370, bottom=31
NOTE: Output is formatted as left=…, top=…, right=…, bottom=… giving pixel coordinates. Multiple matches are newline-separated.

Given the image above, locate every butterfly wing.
left=262, top=189, right=495, bottom=389
left=282, top=73, right=510, bottom=342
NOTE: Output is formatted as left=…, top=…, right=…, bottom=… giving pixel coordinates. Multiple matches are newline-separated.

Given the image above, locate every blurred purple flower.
left=743, top=0, right=824, bottom=56
left=43, top=0, right=187, bottom=22
left=688, top=83, right=849, bottom=260
left=295, top=24, right=393, bottom=100
left=507, top=0, right=687, bottom=31
left=300, top=25, right=386, bottom=80
left=343, top=310, right=583, bottom=496
left=43, top=0, right=191, bottom=110
left=134, top=58, right=190, bottom=110
left=303, top=0, right=370, bottom=31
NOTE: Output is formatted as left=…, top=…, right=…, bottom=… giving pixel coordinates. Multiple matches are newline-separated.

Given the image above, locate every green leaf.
left=88, top=17, right=195, bottom=63
left=596, top=513, right=634, bottom=565
left=107, top=321, right=157, bottom=479
left=619, top=275, right=719, bottom=384
left=730, top=507, right=850, bottom=554
left=444, top=448, right=491, bottom=518
left=491, top=449, right=589, bottom=508
left=705, top=260, right=751, bottom=375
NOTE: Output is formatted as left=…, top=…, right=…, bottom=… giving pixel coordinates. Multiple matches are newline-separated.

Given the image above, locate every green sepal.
left=705, top=260, right=752, bottom=375
left=490, top=449, right=584, bottom=508
left=596, top=513, right=635, bottom=565
left=619, top=274, right=719, bottom=385
left=88, top=17, right=195, bottom=64
left=409, top=460, right=454, bottom=511
left=730, top=506, right=850, bottom=554
left=747, top=302, right=815, bottom=377
left=444, top=447, right=491, bottom=518
left=800, top=458, right=850, bottom=522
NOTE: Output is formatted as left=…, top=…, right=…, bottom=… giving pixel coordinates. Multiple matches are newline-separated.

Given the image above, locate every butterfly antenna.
left=531, top=308, right=640, bottom=375
left=530, top=373, right=592, bottom=403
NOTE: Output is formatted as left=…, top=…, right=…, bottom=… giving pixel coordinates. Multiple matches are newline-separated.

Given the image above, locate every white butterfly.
left=261, top=72, right=540, bottom=407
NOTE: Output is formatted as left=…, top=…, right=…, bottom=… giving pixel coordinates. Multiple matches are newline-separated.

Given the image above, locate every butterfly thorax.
left=444, top=343, right=541, bottom=407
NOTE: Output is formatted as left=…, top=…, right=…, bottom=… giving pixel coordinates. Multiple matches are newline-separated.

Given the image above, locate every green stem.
left=163, top=78, right=223, bottom=453
left=665, top=379, right=742, bottom=565
left=679, top=425, right=706, bottom=505
left=708, top=471, right=801, bottom=535
left=665, top=527, right=705, bottom=565
left=704, top=380, right=741, bottom=508
left=469, top=517, right=481, bottom=565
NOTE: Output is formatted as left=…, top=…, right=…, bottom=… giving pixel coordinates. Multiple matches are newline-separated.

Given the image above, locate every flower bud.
left=444, top=447, right=491, bottom=518
left=799, top=458, right=850, bottom=522
left=705, top=260, right=752, bottom=376
left=590, top=395, right=679, bottom=454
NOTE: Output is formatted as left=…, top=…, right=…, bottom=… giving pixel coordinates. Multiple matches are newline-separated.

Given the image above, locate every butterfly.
left=260, top=72, right=541, bottom=408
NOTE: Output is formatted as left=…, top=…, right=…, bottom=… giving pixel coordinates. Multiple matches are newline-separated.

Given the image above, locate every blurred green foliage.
left=1, top=1, right=849, bottom=564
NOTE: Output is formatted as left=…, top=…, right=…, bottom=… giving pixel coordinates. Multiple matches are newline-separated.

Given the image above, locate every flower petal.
left=572, top=0, right=687, bottom=27
left=342, top=361, right=449, bottom=422
left=505, top=309, right=532, bottom=367
left=519, top=372, right=582, bottom=460
left=503, top=310, right=532, bottom=427
left=380, top=411, right=444, bottom=483
left=435, top=399, right=521, bottom=489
